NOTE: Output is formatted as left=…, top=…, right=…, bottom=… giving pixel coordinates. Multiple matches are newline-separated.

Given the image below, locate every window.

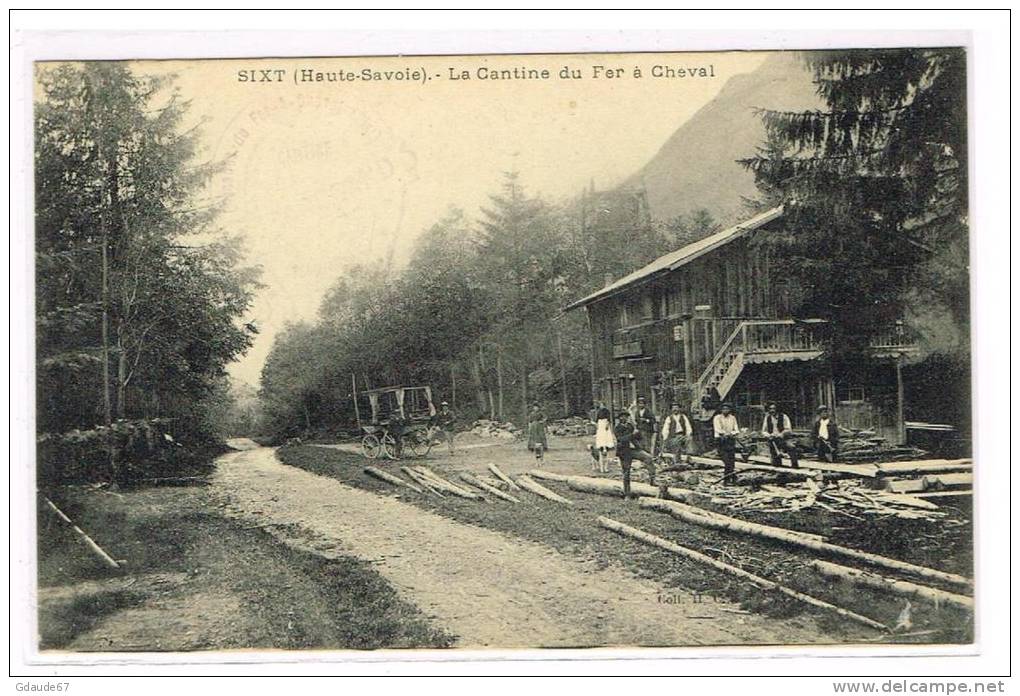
left=837, top=385, right=866, bottom=403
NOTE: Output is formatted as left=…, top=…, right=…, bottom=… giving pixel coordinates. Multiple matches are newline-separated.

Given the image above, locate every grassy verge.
left=278, top=444, right=973, bottom=644
left=37, top=485, right=453, bottom=651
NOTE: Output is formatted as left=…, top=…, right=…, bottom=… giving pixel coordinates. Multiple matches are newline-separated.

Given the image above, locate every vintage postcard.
left=30, top=46, right=975, bottom=657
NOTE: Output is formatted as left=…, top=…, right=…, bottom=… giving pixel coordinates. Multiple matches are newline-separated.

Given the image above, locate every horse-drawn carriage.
left=356, top=385, right=437, bottom=459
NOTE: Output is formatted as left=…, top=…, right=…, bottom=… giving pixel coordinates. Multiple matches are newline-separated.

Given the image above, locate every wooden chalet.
left=565, top=206, right=919, bottom=445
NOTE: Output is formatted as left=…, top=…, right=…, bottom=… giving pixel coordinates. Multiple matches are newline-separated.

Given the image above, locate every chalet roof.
left=564, top=205, right=783, bottom=311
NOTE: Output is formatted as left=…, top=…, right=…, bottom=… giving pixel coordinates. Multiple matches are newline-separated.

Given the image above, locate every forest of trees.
left=35, top=63, right=261, bottom=483
left=258, top=178, right=718, bottom=439
left=262, top=48, right=971, bottom=440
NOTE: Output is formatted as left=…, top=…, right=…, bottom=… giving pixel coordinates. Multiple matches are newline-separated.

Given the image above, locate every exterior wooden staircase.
left=692, top=319, right=825, bottom=416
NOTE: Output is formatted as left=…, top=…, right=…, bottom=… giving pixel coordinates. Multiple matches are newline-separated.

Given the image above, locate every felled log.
left=516, top=475, right=574, bottom=505
left=598, top=516, right=887, bottom=632
left=921, top=473, right=973, bottom=491
left=874, top=459, right=972, bottom=476
left=400, top=466, right=445, bottom=497
left=42, top=496, right=121, bottom=570
left=529, top=470, right=661, bottom=499
left=364, top=466, right=423, bottom=493
left=487, top=463, right=522, bottom=491
left=638, top=496, right=972, bottom=589
left=413, top=466, right=485, bottom=500
left=458, top=472, right=521, bottom=503
left=810, top=560, right=973, bottom=611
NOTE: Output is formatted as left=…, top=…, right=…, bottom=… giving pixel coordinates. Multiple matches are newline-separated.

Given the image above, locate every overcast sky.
left=149, top=51, right=768, bottom=385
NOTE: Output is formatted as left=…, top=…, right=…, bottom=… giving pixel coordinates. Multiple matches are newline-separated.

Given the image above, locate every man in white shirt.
left=712, top=402, right=740, bottom=484
left=760, top=402, right=800, bottom=468
left=660, top=402, right=693, bottom=464
left=812, top=405, right=840, bottom=462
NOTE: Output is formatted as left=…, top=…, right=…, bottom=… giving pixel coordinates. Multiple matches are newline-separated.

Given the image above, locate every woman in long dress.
left=526, top=403, right=548, bottom=461
left=593, top=401, right=615, bottom=473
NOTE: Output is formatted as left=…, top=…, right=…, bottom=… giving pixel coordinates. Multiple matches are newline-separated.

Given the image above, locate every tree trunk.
left=557, top=330, right=569, bottom=417
left=364, top=466, right=423, bottom=493
left=478, top=344, right=495, bottom=419
left=810, top=559, right=973, bottom=610
left=638, top=497, right=972, bottom=588
left=487, top=463, right=521, bottom=491
left=115, top=329, right=127, bottom=419
left=496, top=345, right=504, bottom=421
left=520, top=360, right=529, bottom=424
left=458, top=473, right=521, bottom=503
left=468, top=356, right=488, bottom=417
left=599, top=516, right=888, bottom=632
left=516, top=475, right=573, bottom=505
left=450, top=364, right=457, bottom=411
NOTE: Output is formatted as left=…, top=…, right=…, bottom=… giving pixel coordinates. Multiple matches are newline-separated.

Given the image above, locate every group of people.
left=591, top=396, right=696, bottom=495
left=592, top=396, right=843, bottom=492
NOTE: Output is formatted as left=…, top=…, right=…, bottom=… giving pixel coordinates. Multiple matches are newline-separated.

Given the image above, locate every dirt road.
left=213, top=444, right=828, bottom=648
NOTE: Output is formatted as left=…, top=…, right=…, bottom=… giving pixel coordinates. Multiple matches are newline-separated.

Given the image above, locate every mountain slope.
left=622, top=53, right=821, bottom=225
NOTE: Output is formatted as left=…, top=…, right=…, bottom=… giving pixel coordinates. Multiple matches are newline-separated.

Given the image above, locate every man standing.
left=634, top=396, right=658, bottom=456
left=712, top=402, right=740, bottom=485
left=660, top=402, right=693, bottom=464
left=430, top=401, right=457, bottom=455
left=812, top=405, right=840, bottom=462
left=614, top=410, right=656, bottom=496
left=761, top=402, right=800, bottom=468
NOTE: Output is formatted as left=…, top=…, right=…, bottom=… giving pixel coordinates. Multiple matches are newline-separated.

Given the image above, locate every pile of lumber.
left=470, top=419, right=521, bottom=440
left=548, top=416, right=593, bottom=437
left=708, top=478, right=947, bottom=521
left=836, top=429, right=929, bottom=463
left=871, top=460, right=973, bottom=498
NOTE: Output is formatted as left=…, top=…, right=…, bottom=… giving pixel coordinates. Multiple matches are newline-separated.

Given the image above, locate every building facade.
left=566, top=207, right=918, bottom=445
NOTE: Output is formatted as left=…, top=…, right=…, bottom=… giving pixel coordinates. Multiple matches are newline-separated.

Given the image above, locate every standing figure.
left=592, top=401, right=616, bottom=473
left=712, top=402, right=740, bottom=485
left=634, top=396, right=659, bottom=457
left=660, top=402, right=694, bottom=465
left=614, top=410, right=656, bottom=496
left=699, top=385, right=722, bottom=452
left=430, top=400, right=457, bottom=455
left=526, top=403, right=548, bottom=461
left=761, top=402, right=800, bottom=468
left=812, top=405, right=840, bottom=462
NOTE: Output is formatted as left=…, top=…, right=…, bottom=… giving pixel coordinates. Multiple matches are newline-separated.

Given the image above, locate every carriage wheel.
left=361, top=434, right=382, bottom=459
left=381, top=433, right=399, bottom=460
left=406, top=431, right=434, bottom=458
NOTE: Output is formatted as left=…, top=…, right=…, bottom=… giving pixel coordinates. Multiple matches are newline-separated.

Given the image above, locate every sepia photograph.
left=15, top=15, right=1006, bottom=677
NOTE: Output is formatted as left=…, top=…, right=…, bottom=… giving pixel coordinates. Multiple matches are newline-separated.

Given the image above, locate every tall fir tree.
left=741, top=48, right=968, bottom=357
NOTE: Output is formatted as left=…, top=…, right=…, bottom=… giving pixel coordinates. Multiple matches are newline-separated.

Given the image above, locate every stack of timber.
left=872, top=460, right=973, bottom=499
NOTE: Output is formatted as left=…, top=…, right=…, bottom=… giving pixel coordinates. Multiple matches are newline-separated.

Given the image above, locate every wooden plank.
left=921, top=473, right=973, bottom=490
left=874, top=459, right=972, bottom=476
left=882, top=478, right=928, bottom=494
left=690, top=455, right=821, bottom=480
left=748, top=455, right=880, bottom=478
left=914, top=490, right=973, bottom=499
